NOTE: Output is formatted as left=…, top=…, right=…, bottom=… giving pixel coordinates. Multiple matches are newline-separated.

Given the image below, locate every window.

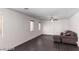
left=0, top=16, right=3, bottom=37
left=38, top=22, right=41, bottom=30
left=30, top=20, right=34, bottom=31
left=0, top=16, right=2, bottom=34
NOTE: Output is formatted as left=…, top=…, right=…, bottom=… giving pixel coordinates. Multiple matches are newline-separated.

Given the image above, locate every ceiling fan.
left=49, top=16, right=58, bottom=21
left=24, top=8, right=29, bottom=10
left=49, top=16, right=65, bottom=21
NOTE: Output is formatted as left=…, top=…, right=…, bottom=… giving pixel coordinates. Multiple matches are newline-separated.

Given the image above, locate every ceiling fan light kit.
left=49, top=16, right=59, bottom=22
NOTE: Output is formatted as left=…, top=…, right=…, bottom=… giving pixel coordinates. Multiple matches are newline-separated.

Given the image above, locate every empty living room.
left=1, top=8, right=79, bottom=51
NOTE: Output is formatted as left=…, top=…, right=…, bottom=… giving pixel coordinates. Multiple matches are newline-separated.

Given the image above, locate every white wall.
left=0, top=9, right=42, bottom=50
left=69, top=11, right=79, bottom=42
left=42, top=19, right=70, bottom=35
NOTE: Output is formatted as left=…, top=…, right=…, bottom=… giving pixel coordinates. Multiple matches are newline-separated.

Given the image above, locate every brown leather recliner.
left=60, top=30, right=78, bottom=45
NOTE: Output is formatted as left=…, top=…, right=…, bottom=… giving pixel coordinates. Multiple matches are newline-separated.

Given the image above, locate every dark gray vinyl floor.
left=9, top=35, right=79, bottom=51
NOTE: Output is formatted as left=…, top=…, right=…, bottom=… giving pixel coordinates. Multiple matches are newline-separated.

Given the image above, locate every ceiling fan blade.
left=24, top=8, right=29, bottom=10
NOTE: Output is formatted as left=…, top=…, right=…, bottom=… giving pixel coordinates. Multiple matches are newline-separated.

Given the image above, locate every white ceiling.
left=11, top=8, right=79, bottom=20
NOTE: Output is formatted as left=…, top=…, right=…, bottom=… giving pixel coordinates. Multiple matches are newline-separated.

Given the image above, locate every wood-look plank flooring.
left=9, top=35, right=79, bottom=51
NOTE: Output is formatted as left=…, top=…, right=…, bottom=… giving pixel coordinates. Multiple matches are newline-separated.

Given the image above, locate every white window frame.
left=38, top=22, right=41, bottom=30
left=30, top=20, right=34, bottom=31
left=0, top=16, right=3, bottom=38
